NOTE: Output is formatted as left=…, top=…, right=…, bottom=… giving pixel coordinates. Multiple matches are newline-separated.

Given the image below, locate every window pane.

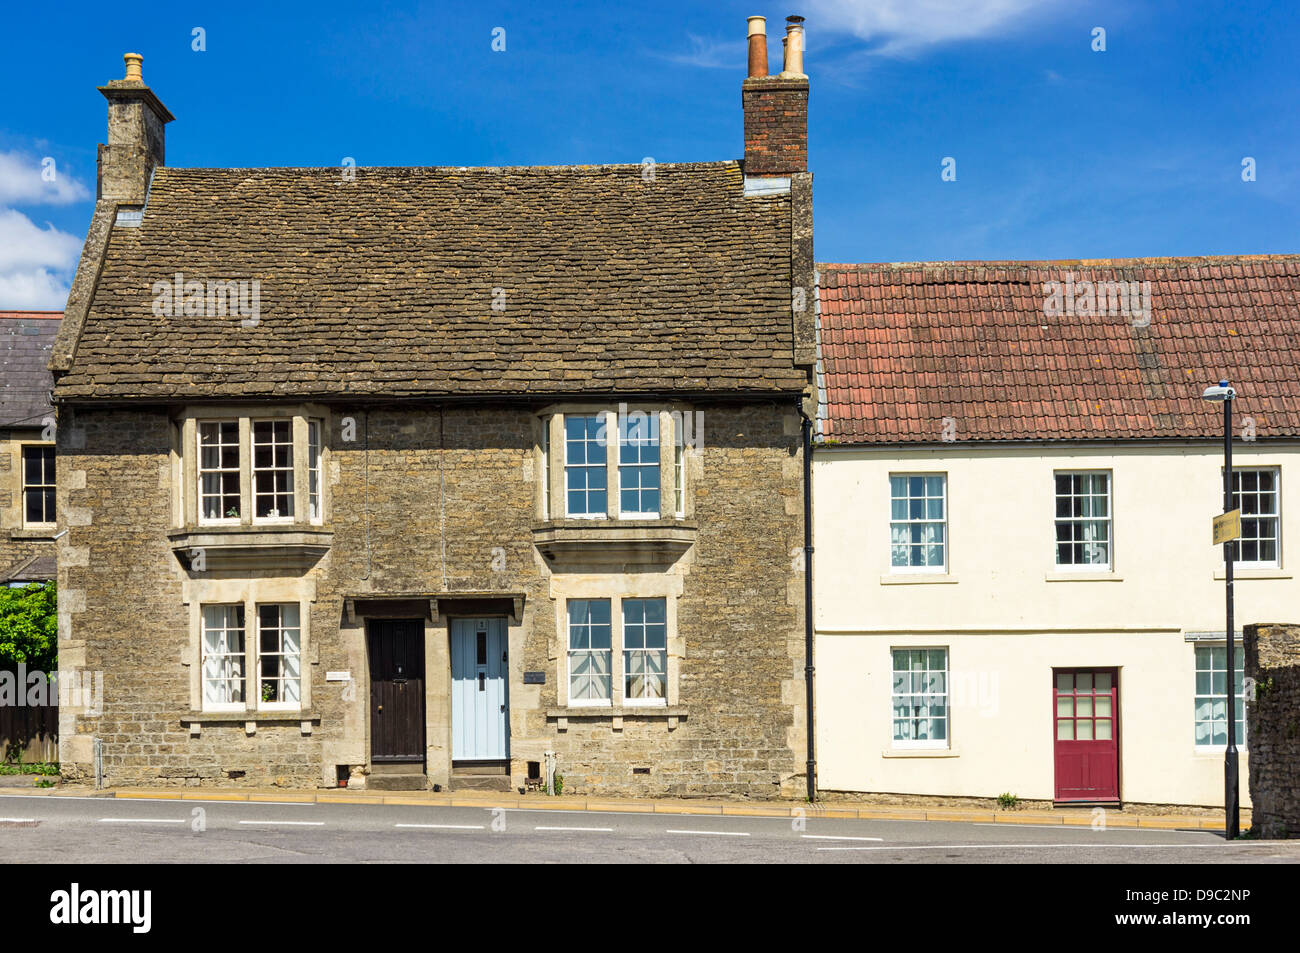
left=565, top=415, right=608, bottom=517
left=891, top=648, right=948, bottom=744
left=569, top=599, right=611, bottom=701
left=890, top=474, right=946, bottom=570
left=1055, top=472, right=1112, bottom=567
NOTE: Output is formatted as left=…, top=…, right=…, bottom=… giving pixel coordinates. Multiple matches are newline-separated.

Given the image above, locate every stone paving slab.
left=0, top=785, right=1245, bottom=831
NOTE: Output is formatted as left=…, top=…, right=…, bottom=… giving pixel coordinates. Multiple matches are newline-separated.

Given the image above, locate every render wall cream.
left=813, top=441, right=1299, bottom=806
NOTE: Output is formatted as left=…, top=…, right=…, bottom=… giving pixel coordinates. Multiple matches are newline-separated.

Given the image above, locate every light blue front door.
left=451, top=618, right=509, bottom=761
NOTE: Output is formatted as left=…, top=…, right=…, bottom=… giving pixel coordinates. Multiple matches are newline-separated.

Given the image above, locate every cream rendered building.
left=812, top=257, right=1300, bottom=807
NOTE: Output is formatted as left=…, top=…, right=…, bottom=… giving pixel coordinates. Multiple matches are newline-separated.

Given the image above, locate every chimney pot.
left=779, top=15, right=806, bottom=79
left=741, top=14, right=808, bottom=177
left=747, top=16, right=768, bottom=78
left=123, top=52, right=143, bottom=83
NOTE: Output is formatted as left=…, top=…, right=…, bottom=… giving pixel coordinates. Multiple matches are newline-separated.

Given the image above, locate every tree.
left=0, top=581, right=57, bottom=670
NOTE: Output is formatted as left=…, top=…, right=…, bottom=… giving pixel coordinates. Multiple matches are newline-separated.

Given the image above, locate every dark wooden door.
left=1053, top=669, right=1119, bottom=801
left=368, top=619, right=425, bottom=763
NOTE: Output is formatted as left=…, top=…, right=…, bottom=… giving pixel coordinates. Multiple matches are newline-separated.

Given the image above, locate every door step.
left=368, top=762, right=428, bottom=791
left=367, top=773, right=430, bottom=792
left=451, top=775, right=514, bottom=793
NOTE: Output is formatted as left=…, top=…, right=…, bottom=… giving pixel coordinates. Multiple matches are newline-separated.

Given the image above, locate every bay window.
left=547, top=407, right=690, bottom=520
left=187, top=410, right=326, bottom=527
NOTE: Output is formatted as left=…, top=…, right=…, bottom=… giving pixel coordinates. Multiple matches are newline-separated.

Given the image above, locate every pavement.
left=0, top=790, right=1292, bottom=863
left=0, top=783, right=1251, bottom=831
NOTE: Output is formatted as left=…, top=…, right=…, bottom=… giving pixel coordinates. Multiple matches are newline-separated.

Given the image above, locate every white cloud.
left=660, top=34, right=748, bottom=70
left=806, top=0, right=1065, bottom=56
left=0, top=208, right=81, bottom=310
left=0, top=150, right=91, bottom=205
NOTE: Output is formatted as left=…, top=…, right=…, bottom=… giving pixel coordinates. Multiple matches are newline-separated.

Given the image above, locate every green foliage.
left=34, top=778, right=55, bottom=788
left=0, top=761, right=59, bottom=776
left=0, top=581, right=57, bottom=670
left=996, top=792, right=1019, bottom=810
left=553, top=773, right=564, bottom=796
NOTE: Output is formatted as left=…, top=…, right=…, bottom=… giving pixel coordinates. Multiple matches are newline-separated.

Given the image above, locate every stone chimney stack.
left=97, top=52, right=174, bottom=205
left=742, top=15, right=808, bottom=177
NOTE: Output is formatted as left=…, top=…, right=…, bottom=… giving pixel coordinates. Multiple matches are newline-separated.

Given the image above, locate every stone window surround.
left=17, top=440, right=56, bottom=530
left=536, top=404, right=697, bottom=522
left=182, top=574, right=317, bottom=717
left=172, top=404, right=330, bottom=530
left=549, top=572, right=685, bottom=712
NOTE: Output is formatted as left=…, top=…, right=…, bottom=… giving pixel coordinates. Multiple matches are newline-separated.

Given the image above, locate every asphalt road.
left=1, top=795, right=1296, bottom=863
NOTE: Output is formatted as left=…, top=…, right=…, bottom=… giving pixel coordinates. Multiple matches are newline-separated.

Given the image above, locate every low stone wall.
left=1244, top=622, right=1300, bottom=838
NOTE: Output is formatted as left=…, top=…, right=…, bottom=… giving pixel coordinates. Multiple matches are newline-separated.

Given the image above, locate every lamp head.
left=1202, top=380, right=1235, bottom=402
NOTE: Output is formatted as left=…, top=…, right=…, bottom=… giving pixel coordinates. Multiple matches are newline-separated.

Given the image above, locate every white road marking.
left=98, top=818, right=186, bottom=824
left=972, top=823, right=1201, bottom=833
left=801, top=834, right=884, bottom=842
left=395, top=823, right=485, bottom=830
left=816, top=843, right=1229, bottom=851
left=0, top=818, right=37, bottom=823
left=666, top=829, right=750, bottom=837
left=237, top=820, right=324, bottom=826
left=535, top=826, right=613, bottom=832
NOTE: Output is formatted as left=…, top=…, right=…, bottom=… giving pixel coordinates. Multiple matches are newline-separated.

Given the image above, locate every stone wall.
left=57, top=402, right=806, bottom=797
left=1244, top=622, right=1300, bottom=838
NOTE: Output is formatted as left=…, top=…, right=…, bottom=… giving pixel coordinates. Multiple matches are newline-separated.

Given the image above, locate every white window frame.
left=1054, top=470, right=1113, bottom=572
left=617, top=412, right=661, bottom=520
left=563, top=414, right=609, bottom=520
left=674, top=439, right=685, bottom=518
left=201, top=604, right=246, bottom=712
left=891, top=647, right=949, bottom=749
left=1230, top=467, right=1280, bottom=569
left=540, top=421, right=550, bottom=520
left=1194, top=644, right=1246, bottom=750
left=566, top=598, right=613, bottom=706
left=19, top=442, right=56, bottom=528
left=256, top=603, right=302, bottom=711
left=621, top=597, right=668, bottom=707
left=889, top=473, right=948, bottom=573
left=307, top=418, right=323, bottom=523
left=197, top=420, right=242, bottom=526
left=251, top=418, right=295, bottom=523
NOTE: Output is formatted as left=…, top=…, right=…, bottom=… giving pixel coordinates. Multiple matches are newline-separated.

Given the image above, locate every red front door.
left=1053, top=669, right=1119, bottom=802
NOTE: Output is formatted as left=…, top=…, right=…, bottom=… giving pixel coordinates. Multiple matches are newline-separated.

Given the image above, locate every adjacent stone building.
left=55, top=19, right=816, bottom=796
left=1, top=311, right=60, bottom=587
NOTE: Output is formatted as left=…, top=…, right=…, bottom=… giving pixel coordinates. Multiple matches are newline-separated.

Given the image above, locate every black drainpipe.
left=798, top=400, right=816, bottom=802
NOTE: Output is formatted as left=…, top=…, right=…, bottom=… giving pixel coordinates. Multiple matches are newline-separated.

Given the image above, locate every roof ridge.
left=819, top=254, right=1300, bottom=271
left=155, top=161, right=744, bottom=174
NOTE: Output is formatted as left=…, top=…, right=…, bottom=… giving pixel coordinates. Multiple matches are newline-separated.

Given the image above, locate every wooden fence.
left=0, top=695, right=57, bottom=764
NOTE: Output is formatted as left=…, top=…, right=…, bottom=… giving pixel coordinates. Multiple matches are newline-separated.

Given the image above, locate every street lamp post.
left=1202, top=379, right=1239, bottom=840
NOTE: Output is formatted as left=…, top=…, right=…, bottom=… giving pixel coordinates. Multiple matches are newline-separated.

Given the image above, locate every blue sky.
left=2, top=0, right=1298, bottom=308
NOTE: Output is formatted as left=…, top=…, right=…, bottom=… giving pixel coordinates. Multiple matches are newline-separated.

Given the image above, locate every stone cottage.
left=54, top=18, right=816, bottom=796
